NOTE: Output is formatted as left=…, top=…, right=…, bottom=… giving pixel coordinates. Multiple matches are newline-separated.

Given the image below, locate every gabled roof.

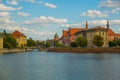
left=108, top=28, right=115, bottom=35
left=63, top=30, right=68, bottom=37
left=69, top=28, right=84, bottom=36
left=12, top=30, right=26, bottom=38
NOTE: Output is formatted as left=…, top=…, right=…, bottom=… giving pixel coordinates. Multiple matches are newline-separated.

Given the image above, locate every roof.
left=116, top=34, right=120, bottom=37
left=12, top=30, right=26, bottom=38
left=69, top=28, right=84, bottom=36
left=63, top=30, right=68, bottom=37
left=108, top=28, right=115, bottom=35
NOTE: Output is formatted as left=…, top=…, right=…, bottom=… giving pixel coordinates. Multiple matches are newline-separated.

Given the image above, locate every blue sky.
left=0, top=0, right=120, bottom=40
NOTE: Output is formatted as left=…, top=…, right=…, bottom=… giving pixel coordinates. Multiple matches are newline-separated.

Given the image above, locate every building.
left=75, top=21, right=108, bottom=47
left=12, top=30, right=27, bottom=47
left=62, top=30, right=69, bottom=46
left=62, top=28, right=84, bottom=46
left=0, top=36, right=3, bottom=49
left=107, top=21, right=120, bottom=41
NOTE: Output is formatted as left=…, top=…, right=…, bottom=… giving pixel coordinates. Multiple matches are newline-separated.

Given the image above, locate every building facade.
left=62, top=28, right=84, bottom=46
left=0, top=36, right=3, bottom=49
left=12, top=30, right=27, bottom=47
left=75, top=22, right=108, bottom=47
left=107, top=21, right=120, bottom=41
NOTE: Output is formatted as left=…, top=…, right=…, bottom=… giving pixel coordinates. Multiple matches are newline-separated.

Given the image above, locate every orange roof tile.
left=116, top=34, right=120, bottom=37
left=12, top=30, right=26, bottom=38
left=69, top=28, right=84, bottom=36
left=108, top=29, right=115, bottom=35
left=63, top=30, right=68, bottom=37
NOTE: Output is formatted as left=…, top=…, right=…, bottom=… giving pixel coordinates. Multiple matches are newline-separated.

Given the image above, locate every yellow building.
left=75, top=21, right=108, bottom=47
left=86, top=27, right=108, bottom=47
left=12, top=30, right=27, bottom=47
left=0, top=36, right=3, bottom=49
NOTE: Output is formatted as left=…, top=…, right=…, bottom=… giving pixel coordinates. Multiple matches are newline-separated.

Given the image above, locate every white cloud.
left=98, top=0, right=120, bottom=8
left=18, top=12, right=30, bottom=16
left=45, top=3, right=57, bottom=9
left=0, top=12, right=9, bottom=17
left=24, top=16, right=67, bottom=25
left=111, top=8, right=120, bottom=14
left=23, top=0, right=36, bottom=3
left=81, top=10, right=108, bottom=18
left=6, top=0, right=18, bottom=5
left=0, top=4, right=22, bottom=11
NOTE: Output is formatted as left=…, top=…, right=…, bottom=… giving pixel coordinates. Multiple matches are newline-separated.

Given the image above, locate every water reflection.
left=0, top=51, right=120, bottom=80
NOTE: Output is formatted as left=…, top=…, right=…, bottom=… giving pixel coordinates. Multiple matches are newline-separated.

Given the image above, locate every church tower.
left=54, top=33, right=59, bottom=41
left=107, top=20, right=109, bottom=29
left=85, top=21, right=88, bottom=30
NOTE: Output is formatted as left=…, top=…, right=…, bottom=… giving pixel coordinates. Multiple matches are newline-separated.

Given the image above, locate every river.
left=0, top=49, right=120, bottom=80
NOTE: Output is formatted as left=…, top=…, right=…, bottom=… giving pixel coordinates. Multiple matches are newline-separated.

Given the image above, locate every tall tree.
left=3, top=34, right=17, bottom=48
left=27, top=37, right=36, bottom=47
left=93, top=35, right=104, bottom=47
left=75, top=36, right=88, bottom=47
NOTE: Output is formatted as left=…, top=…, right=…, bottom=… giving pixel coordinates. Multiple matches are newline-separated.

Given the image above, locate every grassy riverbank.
left=47, top=48, right=120, bottom=53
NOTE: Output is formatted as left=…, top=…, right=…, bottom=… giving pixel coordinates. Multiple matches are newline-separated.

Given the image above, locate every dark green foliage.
left=118, top=39, right=120, bottom=46
left=75, top=36, right=88, bottom=47
left=3, top=34, right=17, bottom=48
left=27, top=37, right=36, bottom=47
left=109, top=39, right=120, bottom=47
left=70, top=42, right=78, bottom=48
left=108, top=41, right=115, bottom=47
left=93, top=35, right=104, bottom=47
left=42, top=41, right=50, bottom=48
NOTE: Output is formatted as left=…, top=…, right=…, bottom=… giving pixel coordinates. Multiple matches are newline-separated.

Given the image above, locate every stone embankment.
left=0, top=48, right=33, bottom=54
left=48, top=48, right=120, bottom=53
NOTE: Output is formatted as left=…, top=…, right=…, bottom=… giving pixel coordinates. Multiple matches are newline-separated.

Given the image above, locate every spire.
left=107, top=20, right=109, bottom=29
left=85, top=21, right=88, bottom=30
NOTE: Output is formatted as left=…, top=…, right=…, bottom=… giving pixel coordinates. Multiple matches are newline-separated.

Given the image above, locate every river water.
left=0, top=49, right=120, bottom=80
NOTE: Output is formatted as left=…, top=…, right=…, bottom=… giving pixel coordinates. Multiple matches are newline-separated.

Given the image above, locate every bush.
left=70, top=42, right=78, bottom=48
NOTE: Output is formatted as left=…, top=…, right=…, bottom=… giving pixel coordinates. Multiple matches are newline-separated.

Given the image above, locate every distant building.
left=0, top=36, right=3, bottom=49
left=75, top=21, right=108, bottom=47
left=62, top=28, right=84, bottom=46
left=12, top=30, right=27, bottom=47
left=107, top=21, right=120, bottom=41
left=54, top=33, right=59, bottom=41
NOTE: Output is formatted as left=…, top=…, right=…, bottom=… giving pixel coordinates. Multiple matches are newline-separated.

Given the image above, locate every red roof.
left=116, top=34, right=120, bottom=37
left=108, top=29, right=115, bottom=35
left=69, top=28, right=84, bottom=36
left=12, top=30, right=26, bottom=38
left=63, top=30, right=68, bottom=37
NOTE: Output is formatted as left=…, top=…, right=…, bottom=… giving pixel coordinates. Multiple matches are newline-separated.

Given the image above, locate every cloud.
left=0, top=4, right=22, bottom=11
left=45, top=3, right=57, bottom=9
left=24, top=16, right=67, bottom=26
left=0, top=12, right=9, bottom=17
left=98, top=0, right=120, bottom=8
left=18, top=12, right=30, bottom=16
left=6, top=0, right=18, bottom=5
left=111, top=8, right=120, bottom=14
left=81, top=10, right=108, bottom=18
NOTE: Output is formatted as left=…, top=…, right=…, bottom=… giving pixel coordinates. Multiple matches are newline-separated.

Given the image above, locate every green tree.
left=108, top=41, right=115, bottom=47
left=70, top=42, right=78, bottom=48
left=3, top=34, right=17, bottom=48
left=27, top=37, right=36, bottom=47
left=93, top=35, right=104, bottom=47
left=117, top=39, right=120, bottom=47
left=75, top=36, right=88, bottom=47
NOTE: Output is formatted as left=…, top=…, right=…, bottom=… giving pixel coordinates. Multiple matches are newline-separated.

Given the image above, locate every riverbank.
left=47, top=48, right=120, bottom=53
left=0, top=48, right=33, bottom=54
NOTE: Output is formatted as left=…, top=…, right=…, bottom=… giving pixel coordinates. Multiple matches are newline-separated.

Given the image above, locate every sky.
left=0, top=0, right=120, bottom=40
